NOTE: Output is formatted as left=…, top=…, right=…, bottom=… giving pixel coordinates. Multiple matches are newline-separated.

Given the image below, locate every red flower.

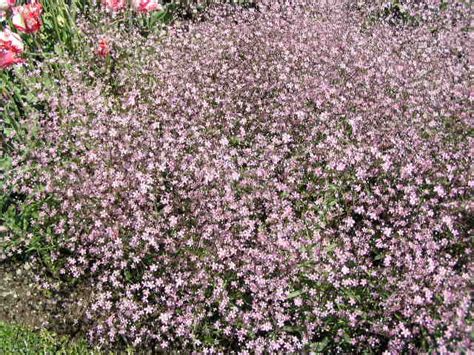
left=97, top=38, right=111, bottom=58
left=12, top=1, right=43, bottom=34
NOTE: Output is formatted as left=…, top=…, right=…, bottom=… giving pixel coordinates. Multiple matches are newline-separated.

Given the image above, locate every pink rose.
left=12, top=1, right=43, bottom=34
left=131, top=0, right=162, bottom=13
left=102, top=0, right=126, bottom=12
left=0, top=50, right=23, bottom=69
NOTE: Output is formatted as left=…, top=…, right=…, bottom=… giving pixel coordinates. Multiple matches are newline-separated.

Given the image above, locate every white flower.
left=0, top=0, right=15, bottom=12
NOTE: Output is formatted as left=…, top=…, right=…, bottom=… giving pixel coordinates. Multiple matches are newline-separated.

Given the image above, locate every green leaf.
left=310, top=337, right=330, bottom=352
left=374, top=253, right=384, bottom=261
left=287, top=289, right=305, bottom=299
left=0, top=156, right=12, bottom=171
left=56, top=14, right=66, bottom=28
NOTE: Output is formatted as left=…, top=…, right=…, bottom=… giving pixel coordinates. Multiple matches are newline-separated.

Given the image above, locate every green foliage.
left=38, top=0, right=82, bottom=53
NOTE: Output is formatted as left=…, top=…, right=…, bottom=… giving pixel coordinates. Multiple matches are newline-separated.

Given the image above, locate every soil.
left=0, top=259, right=91, bottom=340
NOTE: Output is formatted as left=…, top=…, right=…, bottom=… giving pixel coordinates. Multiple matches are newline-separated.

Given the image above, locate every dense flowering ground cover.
left=1, top=0, right=472, bottom=353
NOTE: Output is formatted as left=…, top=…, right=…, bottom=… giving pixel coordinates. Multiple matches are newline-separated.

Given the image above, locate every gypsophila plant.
left=3, top=0, right=472, bottom=352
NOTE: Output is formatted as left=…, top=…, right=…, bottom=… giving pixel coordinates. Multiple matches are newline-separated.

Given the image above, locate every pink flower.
left=0, top=0, right=15, bottom=11
left=0, top=50, right=23, bottom=69
left=97, top=38, right=111, bottom=58
left=0, top=28, right=24, bottom=69
left=101, top=0, right=126, bottom=12
left=12, top=1, right=43, bottom=34
left=131, top=0, right=162, bottom=13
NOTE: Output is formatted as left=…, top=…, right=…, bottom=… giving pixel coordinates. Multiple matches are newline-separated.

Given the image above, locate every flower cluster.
left=0, top=0, right=42, bottom=69
left=102, top=0, right=162, bottom=13
left=6, top=0, right=472, bottom=352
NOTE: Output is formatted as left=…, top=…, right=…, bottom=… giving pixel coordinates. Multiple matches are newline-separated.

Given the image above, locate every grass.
left=0, top=321, right=97, bottom=354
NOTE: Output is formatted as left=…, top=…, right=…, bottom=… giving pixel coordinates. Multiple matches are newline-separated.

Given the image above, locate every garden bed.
left=1, top=0, right=472, bottom=353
